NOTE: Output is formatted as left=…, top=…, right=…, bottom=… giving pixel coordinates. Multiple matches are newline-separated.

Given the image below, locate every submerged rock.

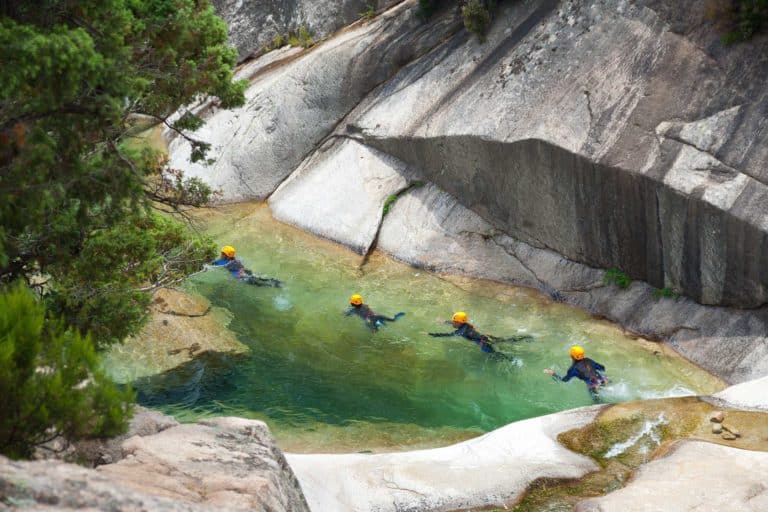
left=102, top=288, right=248, bottom=383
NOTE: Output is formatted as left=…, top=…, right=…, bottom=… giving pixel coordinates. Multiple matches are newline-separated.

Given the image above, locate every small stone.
left=721, top=423, right=740, bottom=437
left=709, top=411, right=725, bottom=423
left=711, top=423, right=722, bottom=434
left=722, top=432, right=737, bottom=441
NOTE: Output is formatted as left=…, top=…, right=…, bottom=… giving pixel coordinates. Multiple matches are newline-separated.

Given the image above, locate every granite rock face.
left=270, top=138, right=418, bottom=254
left=170, top=0, right=768, bottom=379
left=288, top=406, right=603, bottom=512
left=179, top=0, right=768, bottom=307
left=575, top=440, right=768, bottom=512
left=212, top=0, right=401, bottom=61
left=356, top=0, right=768, bottom=308
left=1, top=416, right=309, bottom=512
left=169, top=0, right=461, bottom=201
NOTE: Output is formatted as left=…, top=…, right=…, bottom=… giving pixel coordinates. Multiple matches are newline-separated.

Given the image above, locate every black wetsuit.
left=345, top=304, right=403, bottom=332
left=551, top=358, right=608, bottom=400
left=212, top=257, right=282, bottom=287
left=429, top=323, right=529, bottom=360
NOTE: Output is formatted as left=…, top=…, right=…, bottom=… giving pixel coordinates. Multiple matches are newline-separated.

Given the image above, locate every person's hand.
left=543, top=369, right=555, bottom=376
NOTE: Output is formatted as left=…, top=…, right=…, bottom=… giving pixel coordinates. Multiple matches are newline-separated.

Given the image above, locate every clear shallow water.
left=110, top=203, right=723, bottom=452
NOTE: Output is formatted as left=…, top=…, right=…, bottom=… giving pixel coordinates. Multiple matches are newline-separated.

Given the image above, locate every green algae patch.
left=511, top=397, right=768, bottom=511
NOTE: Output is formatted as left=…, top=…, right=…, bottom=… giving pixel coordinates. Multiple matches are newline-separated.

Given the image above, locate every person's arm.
left=376, top=312, right=405, bottom=322
left=211, top=258, right=228, bottom=266
left=344, top=307, right=356, bottom=317
left=559, top=366, right=579, bottom=382
left=594, top=361, right=606, bottom=372
left=544, top=366, right=577, bottom=382
left=429, top=330, right=458, bottom=337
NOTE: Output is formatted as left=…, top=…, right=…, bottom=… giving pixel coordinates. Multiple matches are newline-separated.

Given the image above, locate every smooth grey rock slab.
left=269, top=138, right=417, bottom=254
left=169, top=0, right=460, bottom=202
left=287, top=406, right=603, bottom=512
left=576, top=440, right=768, bottom=512
left=213, top=0, right=400, bottom=61
left=714, top=376, right=768, bottom=411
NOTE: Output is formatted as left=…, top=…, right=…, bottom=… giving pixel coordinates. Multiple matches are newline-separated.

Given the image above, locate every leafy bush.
left=0, top=282, right=134, bottom=459
left=653, top=287, right=679, bottom=300
left=416, top=0, right=438, bottom=20
left=45, top=213, right=216, bottom=348
left=263, top=33, right=288, bottom=53
left=287, top=26, right=315, bottom=48
left=417, top=0, right=498, bottom=40
left=462, top=0, right=493, bottom=40
left=706, top=0, right=768, bottom=43
left=604, top=268, right=631, bottom=289
left=0, top=0, right=239, bottom=348
left=360, top=4, right=376, bottom=20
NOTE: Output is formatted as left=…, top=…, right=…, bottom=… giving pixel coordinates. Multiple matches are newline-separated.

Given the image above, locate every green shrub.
left=706, top=0, right=768, bottom=43
left=0, top=0, right=243, bottom=350
left=604, top=268, right=631, bottom=289
left=653, top=287, right=679, bottom=300
left=360, top=4, right=376, bottom=20
left=263, top=33, right=286, bottom=52
left=462, top=0, right=492, bottom=41
left=46, top=212, right=216, bottom=349
left=416, top=0, right=438, bottom=20
left=298, top=26, right=314, bottom=48
left=0, top=282, right=134, bottom=459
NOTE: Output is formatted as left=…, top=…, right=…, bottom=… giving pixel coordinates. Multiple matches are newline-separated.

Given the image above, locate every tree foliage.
left=706, top=0, right=768, bottom=43
left=0, top=0, right=243, bottom=346
left=462, top=0, right=494, bottom=41
left=0, top=282, right=134, bottom=459
left=416, top=0, right=498, bottom=40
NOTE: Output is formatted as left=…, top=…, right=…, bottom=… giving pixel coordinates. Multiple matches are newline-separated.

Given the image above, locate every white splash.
left=273, top=294, right=293, bottom=311
left=601, top=381, right=698, bottom=402
left=604, top=412, right=668, bottom=458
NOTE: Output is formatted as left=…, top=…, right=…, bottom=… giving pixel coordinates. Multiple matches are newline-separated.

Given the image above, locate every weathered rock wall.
left=213, top=0, right=402, bottom=61
left=364, top=135, right=768, bottom=308
left=172, top=0, right=768, bottom=378
left=0, top=416, right=310, bottom=512
left=170, top=0, right=461, bottom=201
left=348, top=0, right=768, bottom=308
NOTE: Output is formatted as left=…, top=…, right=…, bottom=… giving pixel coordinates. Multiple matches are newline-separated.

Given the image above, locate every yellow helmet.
left=452, top=311, right=468, bottom=324
left=221, top=245, right=236, bottom=258
left=570, top=345, right=585, bottom=360
left=350, top=294, right=363, bottom=306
